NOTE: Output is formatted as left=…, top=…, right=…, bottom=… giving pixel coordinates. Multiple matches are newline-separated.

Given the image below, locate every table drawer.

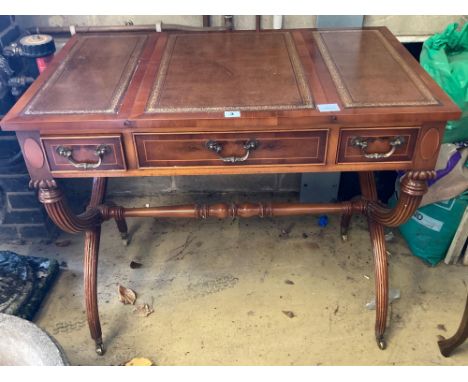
left=42, top=135, right=126, bottom=171
left=337, top=127, right=419, bottom=164
left=134, top=131, right=328, bottom=168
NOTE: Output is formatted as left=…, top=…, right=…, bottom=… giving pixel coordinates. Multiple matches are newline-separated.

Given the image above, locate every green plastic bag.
left=390, top=191, right=468, bottom=266
left=420, top=23, right=468, bottom=143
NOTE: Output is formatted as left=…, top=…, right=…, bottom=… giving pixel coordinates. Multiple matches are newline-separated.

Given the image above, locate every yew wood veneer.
left=0, top=27, right=461, bottom=356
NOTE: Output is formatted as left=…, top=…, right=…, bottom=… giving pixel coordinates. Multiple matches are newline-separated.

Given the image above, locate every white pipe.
left=273, top=15, right=283, bottom=29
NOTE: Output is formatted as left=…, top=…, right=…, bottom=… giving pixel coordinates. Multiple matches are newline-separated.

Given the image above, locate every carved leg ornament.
left=438, top=292, right=468, bottom=357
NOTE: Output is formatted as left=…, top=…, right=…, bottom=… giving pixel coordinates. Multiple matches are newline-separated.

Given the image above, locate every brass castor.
left=376, top=335, right=387, bottom=350
left=95, top=342, right=105, bottom=356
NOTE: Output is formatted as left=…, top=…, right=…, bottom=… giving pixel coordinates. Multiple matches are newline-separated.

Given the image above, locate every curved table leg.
left=368, top=218, right=388, bottom=349
left=438, top=292, right=468, bottom=357
left=85, top=178, right=106, bottom=355
left=38, top=178, right=107, bottom=355
left=359, top=172, right=389, bottom=349
left=84, top=227, right=104, bottom=355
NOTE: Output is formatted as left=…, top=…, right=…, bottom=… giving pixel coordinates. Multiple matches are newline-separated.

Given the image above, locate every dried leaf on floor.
left=282, top=310, right=296, bottom=318
left=133, top=303, right=154, bottom=317
left=130, top=261, right=143, bottom=269
left=284, top=280, right=295, bottom=285
left=124, top=357, right=153, bottom=366
left=118, top=284, right=136, bottom=305
left=55, top=239, right=71, bottom=247
left=437, top=324, right=447, bottom=332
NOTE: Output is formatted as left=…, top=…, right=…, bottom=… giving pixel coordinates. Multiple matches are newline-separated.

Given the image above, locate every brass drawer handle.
left=206, top=140, right=259, bottom=163
left=350, top=136, right=405, bottom=159
left=56, top=145, right=109, bottom=169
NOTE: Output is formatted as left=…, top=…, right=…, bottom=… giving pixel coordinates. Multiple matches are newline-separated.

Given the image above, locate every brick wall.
left=0, top=135, right=58, bottom=243
left=0, top=16, right=58, bottom=243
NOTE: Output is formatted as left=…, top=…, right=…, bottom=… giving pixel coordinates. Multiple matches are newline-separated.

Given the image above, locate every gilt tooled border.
left=312, top=30, right=439, bottom=108
left=145, top=32, right=314, bottom=113
left=23, top=34, right=147, bottom=115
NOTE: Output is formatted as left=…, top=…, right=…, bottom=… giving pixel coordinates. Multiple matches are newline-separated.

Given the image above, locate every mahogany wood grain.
left=41, top=135, right=126, bottom=172
left=134, top=130, right=327, bottom=168
left=84, top=178, right=106, bottom=355
left=337, top=127, right=419, bottom=164
left=3, top=27, right=462, bottom=354
left=88, top=177, right=129, bottom=243
left=38, top=186, right=102, bottom=233
left=99, top=200, right=366, bottom=220
left=84, top=227, right=104, bottom=355
left=359, top=171, right=389, bottom=349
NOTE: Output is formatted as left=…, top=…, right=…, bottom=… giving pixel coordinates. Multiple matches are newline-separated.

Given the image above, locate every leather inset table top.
left=2, top=27, right=460, bottom=131
left=312, top=29, right=439, bottom=108
left=145, top=32, right=314, bottom=113
left=23, top=33, right=147, bottom=115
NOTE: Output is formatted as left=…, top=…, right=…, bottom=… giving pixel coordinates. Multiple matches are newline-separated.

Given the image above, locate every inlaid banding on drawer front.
left=42, top=136, right=126, bottom=172
left=134, top=131, right=328, bottom=168
left=337, top=127, right=419, bottom=164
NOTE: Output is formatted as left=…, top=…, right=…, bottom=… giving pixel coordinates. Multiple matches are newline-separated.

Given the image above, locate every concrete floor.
left=3, top=193, right=468, bottom=365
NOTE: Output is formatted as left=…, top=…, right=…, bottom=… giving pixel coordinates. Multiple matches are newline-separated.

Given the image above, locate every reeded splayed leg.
left=84, top=227, right=104, bottom=355
left=38, top=178, right=107, bottom=355
left=86, top=178, right=106, bottom=355
left=359, top=172, right=389, bottom=350
left=359, top=170, right=432, bottom=349
left=438, top=292, right=468, bottom=357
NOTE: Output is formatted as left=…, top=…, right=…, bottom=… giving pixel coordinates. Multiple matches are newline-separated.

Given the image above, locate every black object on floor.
left=0, top=251, right=59, bottom=320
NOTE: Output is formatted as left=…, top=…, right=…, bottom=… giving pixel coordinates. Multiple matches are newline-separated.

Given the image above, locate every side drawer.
left=41, top=135, right=126, bottom=172
left=134, top=130, right=328, bottom=168
left=337, top=127, right=419, bottom=164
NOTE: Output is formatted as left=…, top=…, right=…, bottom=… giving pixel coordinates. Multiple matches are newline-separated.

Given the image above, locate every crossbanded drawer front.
left=134, top=131, right=328, bottom=168
left=42, top=135, right=126, bottom=171
left=337, top=128, right=419, bottom=164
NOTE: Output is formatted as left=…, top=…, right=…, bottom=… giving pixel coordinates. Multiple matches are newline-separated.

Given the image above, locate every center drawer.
left=134, top=131, right=328, bottom=168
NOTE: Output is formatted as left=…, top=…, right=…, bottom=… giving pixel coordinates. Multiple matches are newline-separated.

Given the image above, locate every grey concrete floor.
left=3, top=193, right=468, bottom=365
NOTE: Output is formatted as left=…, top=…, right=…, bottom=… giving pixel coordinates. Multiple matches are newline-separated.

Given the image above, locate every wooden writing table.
left=1, top=28, right=461, bottom=355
